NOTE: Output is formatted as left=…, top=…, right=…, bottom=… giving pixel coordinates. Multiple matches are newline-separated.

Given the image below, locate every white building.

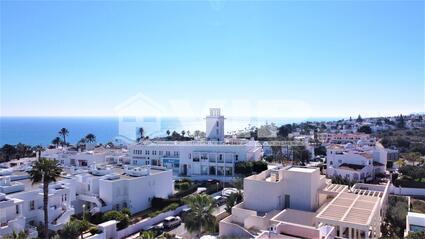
left=219, top=166, right=390, bottom=239
left=128, top=109, right=262, bottom=179
left=405, top=212, right=425, bottom=236
left=72, top=164, right=173, bottom=215
left=41, top=147, right=129, bottom=168
left=206, top=108, right=225, bottom=142
left=0, top=174, right=75, bottom=238
left=128, top=140, right=262, bottom=178
left=326, top=143, right=388, bottom=182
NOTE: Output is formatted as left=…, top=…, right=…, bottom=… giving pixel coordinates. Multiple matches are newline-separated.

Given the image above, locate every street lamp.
left=82, top=204, right=86, bottom=221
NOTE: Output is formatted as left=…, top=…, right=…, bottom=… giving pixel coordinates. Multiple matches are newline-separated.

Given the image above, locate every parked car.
left=222, top=188, right=239, bottom=197
left=213, top=195, right=226, bottom=205
left=163, top=216, right=181, bottom=229
left=196, top=187, right=207, bottom=194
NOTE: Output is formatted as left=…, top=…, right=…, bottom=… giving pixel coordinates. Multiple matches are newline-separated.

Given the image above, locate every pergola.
left=315, top=189, right=383, bottom=239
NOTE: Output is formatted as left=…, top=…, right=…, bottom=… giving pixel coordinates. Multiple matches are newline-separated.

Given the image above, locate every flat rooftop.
left=287, top=167, right=316, bottom=173
left=315, top=190, right=381, bottom=226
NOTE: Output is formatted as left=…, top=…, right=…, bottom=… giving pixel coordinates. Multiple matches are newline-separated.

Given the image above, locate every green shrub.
left=121, top=207, right=132, bottom=217
left=89, top=226, right=100, bottom=235
left=103, top=211, right=129, bottom=230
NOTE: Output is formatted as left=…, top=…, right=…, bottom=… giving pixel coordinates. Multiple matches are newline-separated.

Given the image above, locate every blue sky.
left=1, top=0, right=424, bottom=118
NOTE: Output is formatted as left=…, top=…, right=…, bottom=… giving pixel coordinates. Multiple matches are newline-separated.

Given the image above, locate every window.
left=30, top=200, right=35, bottom=210
left=159, top=151, right=163, bottom=155
left=145, top=150, right=150, bottom=155
left=174, top=151, right=179, bottom=157
left=16, top=205, right=19, bottom=214
left=209, top=166, right=216, bottom=175
left=165, top=151, right=171, bottom=157
left=153, top=150, right=157, bottom=155
left=193, top=153, right=200, bottom=162
left=216, top=121, right=219, bottom=127
left=284, top=195, right=290, bottom=209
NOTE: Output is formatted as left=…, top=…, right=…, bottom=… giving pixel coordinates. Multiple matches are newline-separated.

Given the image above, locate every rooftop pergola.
left=315, top=185, right=384, bottom=239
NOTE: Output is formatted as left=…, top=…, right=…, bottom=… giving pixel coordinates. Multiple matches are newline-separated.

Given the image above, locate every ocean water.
left=0, top=116, right=339, bottom=146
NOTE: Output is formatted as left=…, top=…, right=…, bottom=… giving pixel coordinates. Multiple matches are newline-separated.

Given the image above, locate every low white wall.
left=231, top=203, right=257, bottom=225
left=390, top=185, right=425, bottom=197
left=115, top=205, right=188, bottom=239
left=218, top=215, right=254, bottom=238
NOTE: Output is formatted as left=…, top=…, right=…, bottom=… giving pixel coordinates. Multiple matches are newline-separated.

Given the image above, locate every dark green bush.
left=103, top=210, right=129, bottom=230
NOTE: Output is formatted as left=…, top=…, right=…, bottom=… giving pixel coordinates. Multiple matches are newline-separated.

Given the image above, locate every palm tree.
left=33, top=145, right=44, bottom=159
left=181, top=130, right=186, bottom=137
left=395, top=159, right=406, bottom=169
left=52, top=137, right=61, bottom=148
left=183, top=194, right=217, bottom=236
left=58, top=221, right=80, bottom=239
left=85, top=133, right=96, bottom=144
left=58, top=128, right=69, bottom=146
left=166, top=130, right=170, bottom=136
left=29, top=158, right=62, bottom=239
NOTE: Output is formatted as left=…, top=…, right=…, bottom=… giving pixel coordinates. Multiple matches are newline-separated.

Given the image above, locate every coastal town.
left=1, top=109, right=424, bottom=239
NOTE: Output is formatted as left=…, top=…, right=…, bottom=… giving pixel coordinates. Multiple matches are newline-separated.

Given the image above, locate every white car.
left=222, top=188, right=239, bottom=197
left=163, top=216, right=181, bottom=229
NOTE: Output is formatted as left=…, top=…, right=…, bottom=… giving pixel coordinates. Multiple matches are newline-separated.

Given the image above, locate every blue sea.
left=0, top=116, right=339, bottom=146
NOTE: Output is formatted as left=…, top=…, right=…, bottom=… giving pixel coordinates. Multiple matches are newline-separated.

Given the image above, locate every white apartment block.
left=128, top=109, right=262, bottom=179
left=326, top=143, right=388, bottom=182
left=128, top=140, right=262, bottom=178
left=41, top=147, right=129, bottom=168
left=219, top=166, right=390, bottom=239
left=0, top=174, right=75, bottom=238
left=71, top=164, right=173, bottom=215
left=0, top=156, right=173, bottom=238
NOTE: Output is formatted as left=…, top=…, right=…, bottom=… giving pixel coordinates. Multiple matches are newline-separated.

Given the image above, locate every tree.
left=356, top=115, right=363, bottom=123
left=225, top=192, right=242, bottom=213
left=277, top=124, right=292, bottom=138
left=33, top=145, right=44, bottom=159
left=314, top=146, right=327, bottom=156
left=29, top=158, right=62, bottom=239
left=103, top=210, right=129, bottom=230
left=58, top=128, right=69, bottom=145
left=58, top=221, right=80, bottom=239
left=397, top=114, right=406, bottom=129
left=76, top=219, right=90, bottom=239
left=292, top=146, right=311, bottom=164
left=137, top=128, right=144, bottom=142
left=1, top=144, right=17, bottom=162
left=166, top=130, right=170, bottom=136
left=271, top=145, right=283, bottom=163
left=402, top=152, right=421, bottom=166
left=183, top=194, right=217, bottom=236
left=140, top=231, right=155, bottom=239
left=358, top=125, right=372, bottom=134
left=406, top=231, right=425, bottom=239
left=252, top=161, right=268, bottom=174
left=16, top=143, right=31, bottom=160
left=85, top=133, right=96, bottom=144
left=181, top=130, right=186, bottom=137
left=3, top=231, right=27, bottom=239
left=52, top=137, right=62, bottom=148
left=395, top=159, right=406, bottom=168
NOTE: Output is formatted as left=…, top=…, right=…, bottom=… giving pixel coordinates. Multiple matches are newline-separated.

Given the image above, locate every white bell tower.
left=206, top=108, right=225, bottom=141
